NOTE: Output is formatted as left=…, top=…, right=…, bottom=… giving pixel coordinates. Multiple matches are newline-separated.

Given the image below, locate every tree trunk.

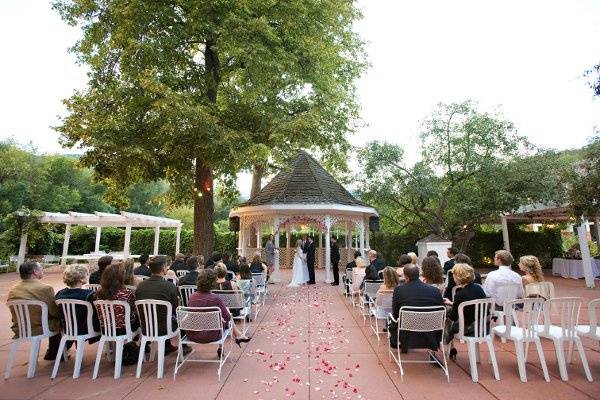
left=193, top=160, right=215, bottom=259
left=248, top=164, right=265, bottom=247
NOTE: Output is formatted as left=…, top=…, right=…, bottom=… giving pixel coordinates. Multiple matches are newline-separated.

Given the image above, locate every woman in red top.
left=95, top=263, right=139, bottom=335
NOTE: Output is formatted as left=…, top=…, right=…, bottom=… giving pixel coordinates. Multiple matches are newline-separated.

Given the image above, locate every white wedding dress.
left=288, top=246, right=309, bottom=287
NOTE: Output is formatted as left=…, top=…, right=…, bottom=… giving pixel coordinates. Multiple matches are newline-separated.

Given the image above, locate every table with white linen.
left=552, top=258, right=600, bottom=279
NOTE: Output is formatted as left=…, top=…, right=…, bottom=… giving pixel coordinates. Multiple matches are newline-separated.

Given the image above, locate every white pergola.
left=500, top=204, right=599, bottom=288
left=17, top=211, right=183, bottom=266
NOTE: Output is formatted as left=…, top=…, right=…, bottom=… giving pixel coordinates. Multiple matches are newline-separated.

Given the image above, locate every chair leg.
left=534, top=339, right=550, bottom=382
left=72, top=339, right=86, bottom=379
left=51, top=337, right=68, bottom=379
left=157, top=340, right=165, bottom=379
left=567, top=340, right=574, bottom=364
left=514, top=340, right=527, bottom=383
left=4, top=342, right=18, bottom=379
left=554, top=340, right=568, bottom=381
left=26, top=338, right=41, bottom=379
left=475, top=342, right=480, bottom=364
left=93, top=338, right=105, bottom=379
left=524, top=342, right=530, bottom=364
left=113, top=340, right=124, bottom=379
left=136, top=338, right=147, bottom=379
left=574, top=338, right=593, bottom=382
left=467, top=341, right=479, bottom=382
left=486, top=337, right=500, bottom=381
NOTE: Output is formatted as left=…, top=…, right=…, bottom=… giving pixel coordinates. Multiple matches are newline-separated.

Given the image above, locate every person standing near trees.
left=265, top=234, right=276, bottom=283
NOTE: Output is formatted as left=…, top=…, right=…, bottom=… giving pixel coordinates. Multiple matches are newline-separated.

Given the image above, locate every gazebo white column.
left=501, top=215, right=510, bottom=252
left=345, top=222, right=351, bottom=260
left=94, top=226, right=102, bottom=253
left=153, top=226, right=160, bottom=255
left=271, top=217, right=281, bottom=283
left=241, top=221, right=248, bottom=257
left=256, top=223, right=262, bottom=249
left=359, top=221, right=365, bottom=257
left=325, top=215, right=332, bottom=283
left=61, top=223, right=71, bottom=265
left=123, top=223, right=132, bottom=258
left=175, top=225, right=182, bottom=254
left=17, top=232, right=27, bottom=267
left=365, top=218, right=371, bottom=250
left=577, top=219, right=596, bottom=288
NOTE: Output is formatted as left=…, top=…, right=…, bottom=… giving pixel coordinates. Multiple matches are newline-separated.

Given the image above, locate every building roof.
left=240, top=151, right=372, bottom=208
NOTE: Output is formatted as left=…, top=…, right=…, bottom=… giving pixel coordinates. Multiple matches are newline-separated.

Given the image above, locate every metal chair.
left=360, top=280, right=382, bottom=324
left=252, top=273, right=267, bottom=306
left=176, top=270, right=189, bottom=278
left=343, top=268, right=353, bottom=297
left=212, top=290, right=251, bottom=335
left=387, top=306, right=449, bottom=381
left=52, top=299, right=100, bottom=379
left=135, top=300, right=179, bottom=379
left=349, top=271, right=365, bottom=307
left=178, top=285, right=196, bottom=307
left=5, top=300, right=61, bottom=379
left=174, top=306, right=233, bottom=381
left=369, top=291, right=393, bottom=343
left=164, top=276, right=178, bottom=285
left=84, top=284, right=101, bottom=293
left=576, top=298, right=600, bottom=344
left=492, top=298, right=549, bottom=382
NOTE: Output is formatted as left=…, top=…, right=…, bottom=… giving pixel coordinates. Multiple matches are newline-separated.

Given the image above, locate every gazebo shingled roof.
left=241, top=151, right=370, bottom=207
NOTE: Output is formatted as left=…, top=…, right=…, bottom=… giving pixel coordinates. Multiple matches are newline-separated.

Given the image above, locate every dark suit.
left=390, top=279, right=444, bottom=351
left=364, top=258, right=384, bottom=282
left=330, top=241, right=340, bottom=285
left=444, top=271, right=482, bottom=300
left=443, top=258, right=455, bottom=273
left=305, top=240, right=316, bottom=284
left=133, top=264, right=151, bottom=277
left=135, top=276, right=179, bottom=336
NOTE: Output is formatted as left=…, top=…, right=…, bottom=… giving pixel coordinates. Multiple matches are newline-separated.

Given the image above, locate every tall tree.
left=357, top=101, right=566, bottom=241
left=54, top=0, right=366, bottom=257
left=568, top=135, right=600, bottom=219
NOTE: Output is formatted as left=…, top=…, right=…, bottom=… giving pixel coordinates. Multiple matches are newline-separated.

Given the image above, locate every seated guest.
left=123, top=259, right=143, bottom=287
left=223, top=252, right=239, bottom=276
left=95, top=263, right=139, bottom=334
left=163, top=257, right=179, bottom=282
left=7, top=261, right=62, bottom=360
left=395, top=254, right=413, bottom=278
left=169, top=253, right=187, bottom=273
left=135, top=256, right=180, bottom=354
left=186, top=269, right=251, bottom=353
left=351, top=257, right=367, bottom=294
left=206, top=252, right=223, bottom=269
left=444, top=263, right=488, bottom=358
left=518, top=255, right=545, bottom=286
left=214, top=263, right=239, bottom=291
left=343, top=250, right=363, bottom=294
left=443, top=247, right=458, bottom=273
left=390, top=264, right=444, bottom=352
left=426, top=250, right=439, bottom=258
left=55, top=264, right=100, bottom=340
left=178, top=256, right=203, bottom=286
left=236, top=263, right=256, bottom=303
left=363, top=250, right=383, bottom=282
left=133, top=254, right=151, bottom=277
left=482, top=250, right=523, bottom=308
left=249, top=252, right=267, bottom=275
left=443, top=253, right=481, bottom=300
left=421, top=256, right=445, bottom=292
left=89, top=255, right=113, bottom=285
left=377, top=266, right=400, bottom=297
left=407, top=252, right=418, bottom=265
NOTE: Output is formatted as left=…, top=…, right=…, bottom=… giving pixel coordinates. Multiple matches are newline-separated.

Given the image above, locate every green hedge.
left=369, top=232, right=419, bottom=265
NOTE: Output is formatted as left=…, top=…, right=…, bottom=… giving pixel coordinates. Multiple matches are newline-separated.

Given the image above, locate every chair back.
left=525, top=282, right=555, bottom=300
left=85, top=284, right=101, bottom=292
left=345, top=269, right=353, bottom=281
left=176, top=270, right=189, bottom=278
left=451, top=286, right=461, bottom=301
left=134, top=275, right=149, bottom=281
left=252, top=273, right=266, bottom=288
left=125, top=285, right=136, bottom=291
left=457, top=298, right=494, bottom=339
left=164, top=276, right=177, bottom=285
left=178, top=285, right=196, bottom=307
left=212, top=290, right=246, bottom=310
left=6, top=300, right=52, bottom=339
left=542, top=297, right=582, bottom=339
left=56, top=299, right=97, bottom=339
left=363, top=280, right=383, bottom=299
left=176, top=306, right=224, bottom=333
left=135, top=300, right=176, bottom=338
left=587, top=298, right=600, bottom=332
left=94, top=300, right=134, bottom=338
left=399, top=306, right=446, bottom=333
left=495, top=282, right=522, bottom=306
left=377, top=270, right=384, bottom=279
left=504, top=298, right=544, bottom=341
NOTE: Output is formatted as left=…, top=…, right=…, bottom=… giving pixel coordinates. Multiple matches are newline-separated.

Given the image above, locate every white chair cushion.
left=492, top=325, right=525, bottom=340
left=534, top=324, right=577, bottom=340
left=576, top=325, right=600, bottom=338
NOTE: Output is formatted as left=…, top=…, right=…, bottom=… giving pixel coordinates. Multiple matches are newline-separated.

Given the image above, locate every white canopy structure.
left=229, top=151, right=378, bottom=284
left=17, top=211, right=183, bottom=266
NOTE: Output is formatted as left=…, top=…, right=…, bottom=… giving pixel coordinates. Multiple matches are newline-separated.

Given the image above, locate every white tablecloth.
left=552, top=258, right=600, bottom=279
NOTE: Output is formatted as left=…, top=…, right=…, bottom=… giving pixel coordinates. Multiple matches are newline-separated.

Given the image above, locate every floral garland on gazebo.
left=278, top=216, right=327, bottom=231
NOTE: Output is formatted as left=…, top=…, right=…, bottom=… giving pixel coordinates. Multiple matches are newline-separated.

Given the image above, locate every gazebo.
left=229, top=151, right=378, bottom=283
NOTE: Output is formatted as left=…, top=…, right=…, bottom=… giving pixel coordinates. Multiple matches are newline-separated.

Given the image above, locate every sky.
left=1, top=0, right=600, bottom=197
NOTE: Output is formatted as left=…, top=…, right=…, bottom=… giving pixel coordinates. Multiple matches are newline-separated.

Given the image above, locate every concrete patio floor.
left=0, top=269, right=598, bottom=400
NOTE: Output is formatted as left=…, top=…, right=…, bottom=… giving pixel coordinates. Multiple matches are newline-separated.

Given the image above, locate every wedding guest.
left=95, top=264, right=139, bottom=334
left=169, top=253, right=187, bottom=273
left=377, top=266, right=400, bottom=296
left=421, top=256, right=445, bottom=291
left=214, top=263, right=239, bottom=291
left=206, top=252, right=223, bottom=269
left=236, top=263, right=256, bottom=303
left=249, top=252, right=267, bottom=274
left=364, top=250, right=383, bottom=281
left=179, top=256, right=203, bottom=286
left=407, top=252, right=418, bottom=265
left=351, top=257, right=367, bottom=294
left=443, top=253, right=482, bottom=299
left=89, top=255, right=113, bottom=284
left=330, top=236, right=341, bottom=286
left=133, top=254, right=151, bottom=277
left=163, top=257, right=179, bottom=283
left=518, top=255, right=545, bottom=286
left=223, top=252, right=239, bottom=277
left=482, top=250, right=523, bottom=308
left=7, top=261, right=62, bottom=360
left=443, top=247, right=459, bottom=273
left=123, top=259, right=143, bottom=287
left=346, top=250, right=363, bottom=270
left=395, top=254, right=413, bottom=278
left=426, top=250, right=439, bottom=258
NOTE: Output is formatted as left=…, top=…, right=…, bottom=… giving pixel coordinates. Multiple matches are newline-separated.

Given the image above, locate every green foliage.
left=369, top=232, right=419, bottom=266
left=568, top=136, right=600, bottom=219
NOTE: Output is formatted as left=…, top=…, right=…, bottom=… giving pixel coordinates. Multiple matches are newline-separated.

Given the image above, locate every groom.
left=304, top=236, right=316, bottom=284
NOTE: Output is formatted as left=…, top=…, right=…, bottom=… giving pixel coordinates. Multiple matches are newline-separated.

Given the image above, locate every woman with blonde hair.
left=518, top=255, right=544, bottom=286
left=351, top=257, right=367, bottom=294
left=377, top=266, right=400, bottom=296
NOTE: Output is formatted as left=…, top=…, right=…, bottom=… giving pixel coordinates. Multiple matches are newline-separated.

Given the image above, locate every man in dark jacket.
left=330, top=236, right=341, bottom=286
left=443, top=247, right=458, bottom=273
left=390, top=264, right=444, bottom=352
left=179, top=256, right=201, bottom=286
left=133, top=254, right=151, bottom=276
left=135, top=256, right=180, bottom=354
left=169, top=253, right=187, bottom=273
left=88, top=255, right=113, bottom=284
left=364, top=250, right=384, bottom=281
left=304, top=237, right=316, bottom=284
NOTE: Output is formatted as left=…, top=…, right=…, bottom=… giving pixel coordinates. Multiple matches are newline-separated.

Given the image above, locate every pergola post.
left=501, top=215, right=510, bottom=253
left=286, top=225, right=291, bottom=248
left=577, top=220, right=596, bottom=288
left=241, top=221, right=248, bottom=257
left=271, top=217, right=281, bottom=283
left=175, top=225, right=182, bottom=255
left=256, top=223, right=262, bottom=249
left=61, top=223, right=71, bottom=265
left=94, top=226, right=102, bottom=253
left=365, top=217, right=371, bottom=250
left=325, top=215, right=332, bottom=283
left=345, top=222, right=351, bottom=260
left=17, top=231, right=28, bottom=267
left=123, top=223, right=132, bottom=259
left=153, top=226, right=160, bottom=256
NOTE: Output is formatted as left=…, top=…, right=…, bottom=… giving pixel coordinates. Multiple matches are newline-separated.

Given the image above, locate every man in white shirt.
left=482, top=250, right=523, bottom=308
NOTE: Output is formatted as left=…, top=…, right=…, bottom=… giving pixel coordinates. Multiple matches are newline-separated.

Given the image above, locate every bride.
left=288, top=239, right=309, bottom=287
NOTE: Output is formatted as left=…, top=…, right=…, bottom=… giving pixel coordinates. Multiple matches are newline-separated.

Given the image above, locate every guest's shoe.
left=235, top=337, right=252, bottom=347
left=449, top=348, right=457, bottom=360
left=165, top=343, right=178, bottom=355
left=217, top=347, right=222, bottom=358
left=43, top=351, right=57, bottom=361
left=330, top=283, right=339, bottom=286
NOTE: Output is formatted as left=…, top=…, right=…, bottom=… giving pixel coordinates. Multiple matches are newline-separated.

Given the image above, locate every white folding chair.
left=525, top=282, right=555, bottom=300
left=85, top=284, right=101, bottom=293
left=52, top=299, right=100, bottom=379
left=343, top=268, right=353, bottom=297
left=492, top=298, right=550, bottom=382
left=176, top=270, right=189, bottom=278
left=491, top=282, right=522, bottom=325
left=174, top=306, right=233, bottom=381
left=237, top=279, right=259, bottom=321
left=5, top=300, right=61, bottom=379
left=135, top=300, right=179, bottom=379
left=576, top=298, right=600, bottom=344
left=164, top=276, right=178, bottom=285
left=387, top=306, right=449, bottom=381
left=212, top=290, right=251, bottom=335
left=452, top=298, right=499, bottom=382
left=134, top=275, right=149, bottom=281
left=360, top=280, right=382, bottom=324
left=252, top=273, right=267, bottom=306
left=178, top=285, right=196, bottom=307
left=125, top=285, right=137, bottom=291
left=349, top=272, right=365, bottom=307
left=369, top=292, right=393, bottom=343
left=93, top=300, right=139, bottom=379
left=535, top=297, right=593, bottom=382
